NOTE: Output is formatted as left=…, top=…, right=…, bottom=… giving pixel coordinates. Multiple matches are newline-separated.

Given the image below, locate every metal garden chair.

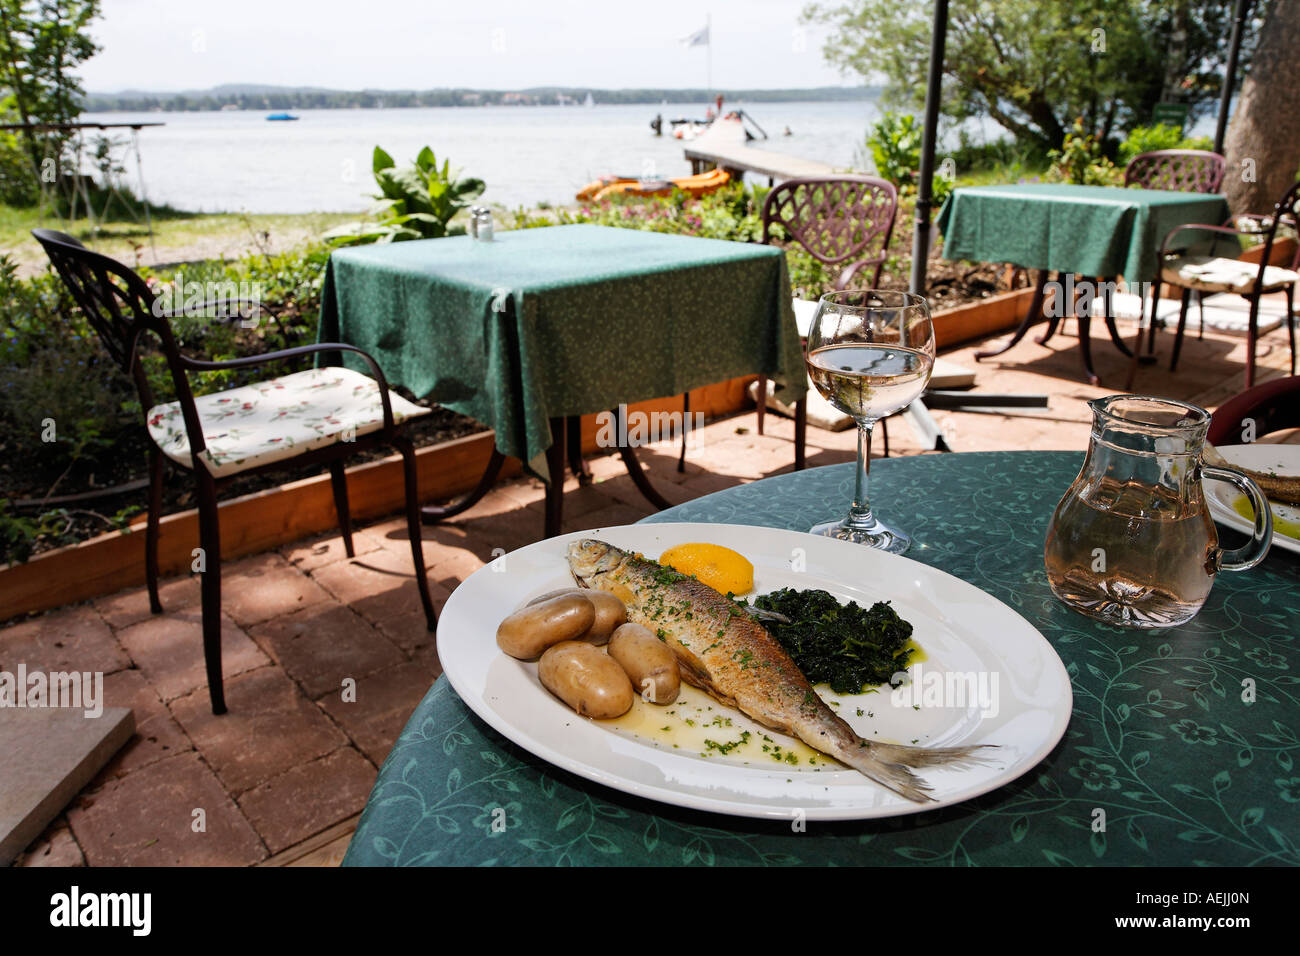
left=1123, top=149, right=1227, bottom=341
left=1123, top=149, right=1227, bottom=193
left=32, top=229, right=437, bottom=715
left=1126, top=181, right=1299, bottom=390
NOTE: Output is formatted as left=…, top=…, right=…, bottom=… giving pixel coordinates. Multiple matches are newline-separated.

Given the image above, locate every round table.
left=342, top=451, right=1300, bottom=866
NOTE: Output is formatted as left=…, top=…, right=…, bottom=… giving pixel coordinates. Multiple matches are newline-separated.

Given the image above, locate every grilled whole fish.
left=567, top=538, right=994, bottom=802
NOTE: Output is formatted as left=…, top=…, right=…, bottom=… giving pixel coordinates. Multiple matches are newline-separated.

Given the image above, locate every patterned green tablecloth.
left=343, top=451, right=1299, bottom=866
left=936, top=184, right=1230, bottom=283
left=318, top=224, right=805, bottom=469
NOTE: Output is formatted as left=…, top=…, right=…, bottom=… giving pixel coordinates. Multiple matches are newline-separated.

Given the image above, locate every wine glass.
left=805, top=290, right=935, bottom=553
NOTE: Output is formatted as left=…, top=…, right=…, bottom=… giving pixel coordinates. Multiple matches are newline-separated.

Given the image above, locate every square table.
left=318, top=224, right=808, bottom=535
left=937, top=184, right=1230, bottom=384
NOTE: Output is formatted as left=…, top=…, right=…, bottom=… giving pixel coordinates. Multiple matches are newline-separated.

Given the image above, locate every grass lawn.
left=0, top=205, right=355, bottom=272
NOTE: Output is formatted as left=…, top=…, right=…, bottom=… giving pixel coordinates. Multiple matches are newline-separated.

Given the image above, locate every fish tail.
left=869, top=741, right=1000, bottom=771
left=833, top=741, right=999, bottom=804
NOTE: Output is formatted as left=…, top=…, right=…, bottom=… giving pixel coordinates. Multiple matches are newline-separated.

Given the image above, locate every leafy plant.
left=865, top=112, right=921, bottom=188
left=862, top=112, right=954, bottom=207
left=1118, top=123, right=1215, bottom=166
left=323, top=146, right=485, bottom=245
left=1047, top=119, right=1122, bottom=186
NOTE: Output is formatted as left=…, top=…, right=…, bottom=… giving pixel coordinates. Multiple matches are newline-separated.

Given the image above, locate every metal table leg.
left=543, top=417, right=567, bottom=538
left=975, top=269, right=1051, bottom=360
left=421, top=447, right=507, bottom=524
left=611, top=405, right=673, bottom=510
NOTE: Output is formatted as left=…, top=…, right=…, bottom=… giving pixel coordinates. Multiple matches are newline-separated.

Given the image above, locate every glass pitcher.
left=1044, top=395, right=1273, bottom=628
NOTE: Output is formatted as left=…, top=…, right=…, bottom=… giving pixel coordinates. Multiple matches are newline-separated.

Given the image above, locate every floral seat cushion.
left=1162, top=255, right=1299, bottom=295
left=146, top=367, right=429, bottom=478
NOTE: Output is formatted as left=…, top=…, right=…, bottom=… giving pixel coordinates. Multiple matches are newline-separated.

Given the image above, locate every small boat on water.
left=651, top=99, right=767, bottom=142
left=266, top=113, right=299, bottom=121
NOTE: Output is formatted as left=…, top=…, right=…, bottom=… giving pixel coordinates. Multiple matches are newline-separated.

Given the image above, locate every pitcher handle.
left=1203, top=465, right=1273, bottom=571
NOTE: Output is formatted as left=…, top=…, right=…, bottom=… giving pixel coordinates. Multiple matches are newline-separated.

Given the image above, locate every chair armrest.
left=1158, top=222, right=1255, bottom=258
left=180, top=342, right=396, bottom=429
left=836, top=255, right=888, bottom=291
left=1226, top=212, right=1297, bottom=230
left=157, top=297, right=279, bottom=320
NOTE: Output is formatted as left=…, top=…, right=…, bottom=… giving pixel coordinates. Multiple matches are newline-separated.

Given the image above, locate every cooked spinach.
left=753, top=587, right=914, bottom=694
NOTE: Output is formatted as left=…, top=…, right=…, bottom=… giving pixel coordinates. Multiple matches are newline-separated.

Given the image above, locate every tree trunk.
left=1224, top=1, right=1300, bottom=214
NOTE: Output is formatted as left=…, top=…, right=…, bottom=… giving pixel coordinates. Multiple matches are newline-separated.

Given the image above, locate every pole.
left=1214, top=0, right=1250, bottom=154
left=706, top=12, right=712, bottom=96
left=909, top=0, right=949, bottom=296
left=902, top=0, right=953, bottom=452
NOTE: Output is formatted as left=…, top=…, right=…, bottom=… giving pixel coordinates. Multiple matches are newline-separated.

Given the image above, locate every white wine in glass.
left=805, top=291, right=935, bottom=552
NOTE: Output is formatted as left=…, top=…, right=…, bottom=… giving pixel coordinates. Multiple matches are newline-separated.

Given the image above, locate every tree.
left=802, top=0, right=1253, bottom=153
left=1223, top=1, right=1300, bottom=214
left=0, top=0, right=101, bottom=203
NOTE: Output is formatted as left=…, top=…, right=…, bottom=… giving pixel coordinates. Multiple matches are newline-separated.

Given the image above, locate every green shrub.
left=1047, top=119, right=1123, bottom=186
left=0, top=133, right=40, bottom=206
left=1118, top=124, right=1215, bottom=166
left=865, top=112, right=921, bottom=189
left=0, top=254, right=135, bottom=481
left=862, top=112, right=954, bottom=206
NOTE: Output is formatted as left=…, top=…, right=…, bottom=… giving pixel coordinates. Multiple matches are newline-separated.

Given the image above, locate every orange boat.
left=577, top=167, right=730, bottom=202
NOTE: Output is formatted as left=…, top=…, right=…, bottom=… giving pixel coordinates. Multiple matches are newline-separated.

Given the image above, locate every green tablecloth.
left=318, top=224, right=805, bottom=469
left=343, top=451, right=1299, bottom=866
left=936, top=184, right=1230, bottom=283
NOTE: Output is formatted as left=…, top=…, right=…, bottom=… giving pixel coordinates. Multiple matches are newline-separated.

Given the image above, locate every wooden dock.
left=682, top=131, right=839, bottom=185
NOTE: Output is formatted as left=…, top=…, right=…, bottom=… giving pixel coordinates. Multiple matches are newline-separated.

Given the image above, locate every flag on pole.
left=680, top=25, right=709, bottom=47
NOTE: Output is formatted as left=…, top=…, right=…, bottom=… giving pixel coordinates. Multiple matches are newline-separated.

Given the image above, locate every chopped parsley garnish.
left=704, top=732, right=751, bottom=755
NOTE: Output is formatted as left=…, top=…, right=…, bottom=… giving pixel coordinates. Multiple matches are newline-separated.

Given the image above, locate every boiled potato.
left=496, top=594, right=595, bottom=660
left=527, top=587, right=626, bottom=644
left=538, top=641, right=635, bottom=719
left=608, top=623, right=680, bottom=705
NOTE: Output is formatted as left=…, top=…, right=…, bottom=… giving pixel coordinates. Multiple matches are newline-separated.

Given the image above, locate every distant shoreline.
left=83, top=85, right=880, bottom=113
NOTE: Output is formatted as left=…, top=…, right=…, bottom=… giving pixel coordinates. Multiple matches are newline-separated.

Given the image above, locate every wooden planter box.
left=1, top=291, right=1031, bottom=621
left=1, top=379, right=751, bottom=620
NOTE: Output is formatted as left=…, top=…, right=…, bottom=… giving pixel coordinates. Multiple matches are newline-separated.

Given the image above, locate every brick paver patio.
left=5, top=312, right=1295, bottom=866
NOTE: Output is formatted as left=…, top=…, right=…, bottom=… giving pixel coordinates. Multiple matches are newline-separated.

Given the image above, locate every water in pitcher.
left=1044, top=475, right=1219, bottom=628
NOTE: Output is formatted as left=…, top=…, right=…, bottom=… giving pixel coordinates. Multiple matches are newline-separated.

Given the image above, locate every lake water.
left=81, top=100, right=1218, bottom=215
left=83, top=100, right=901, bottom=214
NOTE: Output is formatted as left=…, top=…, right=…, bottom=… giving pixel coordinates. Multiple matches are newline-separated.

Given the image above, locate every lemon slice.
left=658, top=542, right=754, bottom=596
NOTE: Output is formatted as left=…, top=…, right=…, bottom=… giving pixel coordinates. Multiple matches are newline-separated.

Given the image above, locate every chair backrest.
left=1208, top=374, right=1300, bottom=445
left=31, top=228, right=205, bottom=453
left=761, top=176, right=898, bottom=289
left=1244, top=179, right=1300, bottom=288
left=1123, top=149, right=1226, bottom=193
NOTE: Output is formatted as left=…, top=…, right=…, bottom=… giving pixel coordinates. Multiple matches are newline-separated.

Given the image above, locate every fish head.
left=566, top=539, right=627, bottom=586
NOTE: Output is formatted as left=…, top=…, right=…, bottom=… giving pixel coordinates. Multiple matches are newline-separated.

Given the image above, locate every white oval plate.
left=436, top=523, right=1073, bottom=821
left=1205, top=444, right=1300, bottom=557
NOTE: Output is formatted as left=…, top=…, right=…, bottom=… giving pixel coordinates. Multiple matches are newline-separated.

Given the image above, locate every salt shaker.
left=475, top=208, right=494, bottom=242
left=466, top=206, right=482, bottom=240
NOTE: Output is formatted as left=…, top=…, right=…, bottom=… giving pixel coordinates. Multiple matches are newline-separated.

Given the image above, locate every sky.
left=77, top=0, right=854, bottom=93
